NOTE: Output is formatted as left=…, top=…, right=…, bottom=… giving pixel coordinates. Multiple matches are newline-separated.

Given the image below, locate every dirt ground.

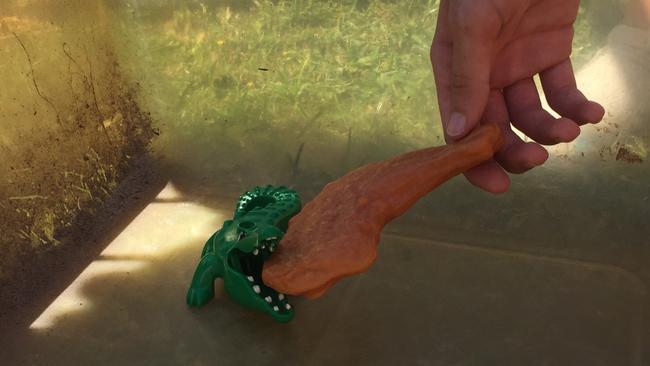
left=0, top=155, right=166, bottom=329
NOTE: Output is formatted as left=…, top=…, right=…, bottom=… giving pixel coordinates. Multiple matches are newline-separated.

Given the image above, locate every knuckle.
left=564, top=27, right=575, bottom=56
left=430, top=42, right=440, bottom=63
left=450, top=70, right=487, bottom=92
left=449, top=1, right=500, bottom=36
left=451, top=72, right=474, bottom=90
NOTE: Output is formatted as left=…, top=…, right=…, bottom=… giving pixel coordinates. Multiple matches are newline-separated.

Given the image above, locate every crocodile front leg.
left=187, top=253, right=224, bottom=307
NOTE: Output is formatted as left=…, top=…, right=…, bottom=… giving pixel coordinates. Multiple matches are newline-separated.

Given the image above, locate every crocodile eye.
left=238, top=221, right=256, bottom=231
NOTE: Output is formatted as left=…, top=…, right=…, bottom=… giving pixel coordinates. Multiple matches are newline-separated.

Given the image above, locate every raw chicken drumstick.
left=263, top=123, right=504, bottom=299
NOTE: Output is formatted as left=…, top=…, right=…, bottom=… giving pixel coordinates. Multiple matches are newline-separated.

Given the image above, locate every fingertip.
left=464, top=161, right=511, bottom=194
left=477, top=173, right=511, bottom=194
left=583, top=101, right=605, bottom=124
left=559, top=119, right=581, bottom=142
left=527, top=142, right=549, bottom=167
left=484, top=179, right=510, bottom=194
left=446, top=112, right=468, bottom=139
left=498, top=142, right=548, bottom=174
left=546, top=118, right=581, bottom=144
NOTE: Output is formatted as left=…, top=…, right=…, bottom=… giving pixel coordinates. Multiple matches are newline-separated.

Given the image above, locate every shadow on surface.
left=0, top=163, right=647, bottom=365
left=1, top=227, right=647, bottom=365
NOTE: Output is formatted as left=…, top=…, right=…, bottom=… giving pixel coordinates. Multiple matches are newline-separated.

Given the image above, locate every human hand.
left=430, top=0, right=605, bottom=193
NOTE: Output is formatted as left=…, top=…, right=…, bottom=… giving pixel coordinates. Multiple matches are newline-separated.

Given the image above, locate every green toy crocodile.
left=186, top=185, right=301, bottom=323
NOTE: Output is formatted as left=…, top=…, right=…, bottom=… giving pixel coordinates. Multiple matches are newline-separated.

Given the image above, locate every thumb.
left=445, top=16, right=495, bottom=141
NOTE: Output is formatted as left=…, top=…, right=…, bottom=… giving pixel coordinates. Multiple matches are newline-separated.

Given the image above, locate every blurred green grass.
left=116, top=0, right=602, bottom=188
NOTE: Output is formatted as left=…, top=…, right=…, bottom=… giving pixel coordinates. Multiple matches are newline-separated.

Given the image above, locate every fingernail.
left=447, top=112, right=466, bottom=137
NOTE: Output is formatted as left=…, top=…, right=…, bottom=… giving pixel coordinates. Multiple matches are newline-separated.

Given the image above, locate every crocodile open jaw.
left=186, top=186, right=302, bottom=322
left=235, top=236, right=292, bottom=314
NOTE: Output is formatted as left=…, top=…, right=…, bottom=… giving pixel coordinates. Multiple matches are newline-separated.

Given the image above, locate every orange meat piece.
left=263, top=124, right=504, bottom=299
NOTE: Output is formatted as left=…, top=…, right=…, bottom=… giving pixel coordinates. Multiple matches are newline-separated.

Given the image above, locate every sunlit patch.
left=29, top=259, right=146, bottom=330
left=154, top=181, right=183, bottom=201
left=30, top=182, right=228, bottom=330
